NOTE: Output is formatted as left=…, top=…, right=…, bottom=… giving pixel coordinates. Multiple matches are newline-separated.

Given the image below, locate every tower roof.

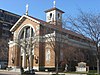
left=44, top=7, right=64, bottom=13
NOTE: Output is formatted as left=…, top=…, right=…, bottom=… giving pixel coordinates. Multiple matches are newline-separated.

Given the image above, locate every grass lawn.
left=64, top=70, right=100, bottom=75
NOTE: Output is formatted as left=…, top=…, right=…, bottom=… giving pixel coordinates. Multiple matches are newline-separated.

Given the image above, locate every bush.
left=89, top=70, right=97, bottom=73
left=52, top=74, right=65, bottom=75
left=87, top=74, right=98, bottom=75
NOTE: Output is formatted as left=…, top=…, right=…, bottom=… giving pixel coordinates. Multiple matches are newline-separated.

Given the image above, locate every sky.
left=0, top=0, right=100, bottom=21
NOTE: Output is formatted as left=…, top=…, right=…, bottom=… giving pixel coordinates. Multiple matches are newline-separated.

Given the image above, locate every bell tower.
left=45, top=1, right=64, bottom=28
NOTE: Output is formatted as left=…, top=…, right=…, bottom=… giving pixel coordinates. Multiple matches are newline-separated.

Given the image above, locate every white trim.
left=33, top=66, right=39, bottom=71
left=24, top=15, right=40, bottom=24
left=24, top=66, right=39, bottom=71
left=8, top=41, right=14, bottom=45
left=8, top=66, right=21, bottom=72
left=45, top=66, right=55, bottom=68
left=10, top=15, right=25, bottom=32
left=8, top=41, right=18, bottom=47
left=11, top=66, right=20, bottom=68
left=10, top=15, right=40, bottom=32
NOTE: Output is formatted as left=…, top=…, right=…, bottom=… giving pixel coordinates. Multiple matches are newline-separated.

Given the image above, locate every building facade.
left=8, top=6, right=95, bottom=71
left=0, top=9, right=20, bottom=68
left=0, top=9, right=20, bottom=39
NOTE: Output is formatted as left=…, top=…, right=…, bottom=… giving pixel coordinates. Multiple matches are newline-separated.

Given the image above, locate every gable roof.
left=10, top=15, right=42, bottom=32
left=45, top=7, right=65, bottom=13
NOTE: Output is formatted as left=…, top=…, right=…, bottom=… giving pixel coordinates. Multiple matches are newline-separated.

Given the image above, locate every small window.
left=58, top=13, right=60, bottom=19
left=50, top=13, right=52, bottom=19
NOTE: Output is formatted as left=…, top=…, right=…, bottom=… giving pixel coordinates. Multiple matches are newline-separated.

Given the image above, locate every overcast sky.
left=0, top=0, right=100, bottom=20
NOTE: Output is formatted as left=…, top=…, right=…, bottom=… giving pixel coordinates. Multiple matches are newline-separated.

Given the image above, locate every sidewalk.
left=0, top=70, right=87, bottom=75
left=65, top=73, right=87, bottom=75
left=0, top=70, right=20, bottom=75
left=35, top=72, right=87, bottom=75
left=35, top=72, right=65, bottom=75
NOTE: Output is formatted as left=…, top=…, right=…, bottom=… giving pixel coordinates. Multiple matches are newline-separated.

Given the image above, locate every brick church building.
left=8, top=3, right=95, bottom=71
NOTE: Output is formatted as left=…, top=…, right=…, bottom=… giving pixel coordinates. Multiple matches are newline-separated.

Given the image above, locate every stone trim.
left=8, top=41, right=18, bottom=47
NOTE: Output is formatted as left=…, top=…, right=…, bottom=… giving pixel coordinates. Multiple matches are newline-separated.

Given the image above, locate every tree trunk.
left=97, top=58, right=99, bottom=75
left=56, top=57, right=58, bottom=75
left=96, top=44, right=99, bottom=75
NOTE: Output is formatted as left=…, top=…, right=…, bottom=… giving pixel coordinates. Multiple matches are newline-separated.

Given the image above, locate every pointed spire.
left=26, top=4, right=29, bottom=15
left=53, top=0, right=56, bottom=7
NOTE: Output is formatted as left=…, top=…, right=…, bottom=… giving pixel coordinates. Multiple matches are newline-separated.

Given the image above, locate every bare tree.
left=64, top=11, right=100, bottom=74
left=42, top=26, right=62, bottom=74
left=13, top=37, right=38, bottom=73
left=63, top=45, right=86, bottom=71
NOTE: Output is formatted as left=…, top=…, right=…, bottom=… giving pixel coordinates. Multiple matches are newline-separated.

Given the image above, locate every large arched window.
left=20, top=26, right=34, bottom=39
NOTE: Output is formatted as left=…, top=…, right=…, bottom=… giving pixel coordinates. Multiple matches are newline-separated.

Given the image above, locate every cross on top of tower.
left=26, top=4, right=29, bottom=15
left=53, top=0, right=56, bottom=7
